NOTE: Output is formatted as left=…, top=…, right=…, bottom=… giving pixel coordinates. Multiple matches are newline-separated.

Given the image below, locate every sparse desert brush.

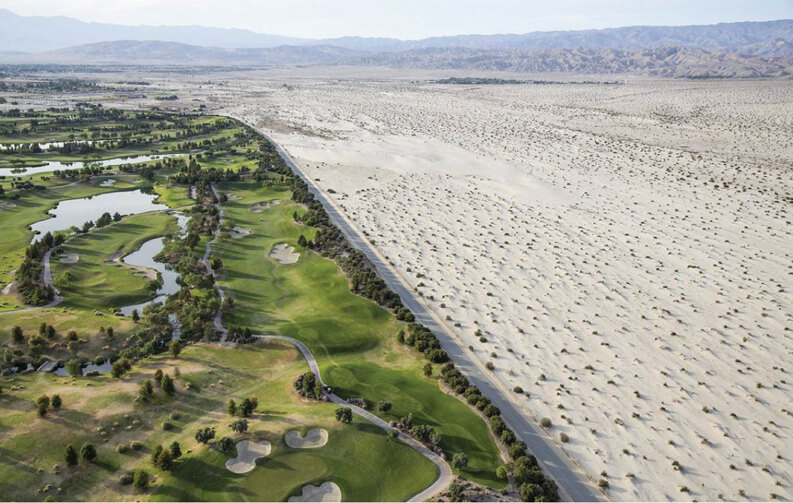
left=540, top=418, right=552, bottom=428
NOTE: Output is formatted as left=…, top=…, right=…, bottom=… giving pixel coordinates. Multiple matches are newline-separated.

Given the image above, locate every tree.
left=496, top=464, right=509, bottom=480
left=36, top=395, right=50, bottom=417
left=111, top=358, right=131, bottom=378
left=131, top=309, right=140, bottom=322
left=51, top=394, right=62, bottom=410
left=66, top=358, right=82, bottom=377
left=452, top=452, right=469, bottom=469
left=12, top=326, right=24, bottom=344
left=133, top=469, right=150, bottom=491
left=195, top=427, right=215, bottom=444
left=169, top=441, right=182, bottom=459
left=230, top=418, right=248, bottom=433
left=400, top=412, right=414, bottom=429
left=218, top=436, right=234, bottom=455
left=169, top=340, right=182, bottom=357
left=423, top=362, right=433, bottom=377
left=412, top=424, right=438, bottom=445
left=387, top=429, right=399, bottom=441
left=227, top=398, right=237, bottom=416
left=297, top=234, right=307, bottom=247
left=239, top=397, right=257, bottom=417
left=65, top=445, right=78, bottom=467
left=335, top=407, right=353, bottom=424
left=301, top=371, right=317, bottom=397
left=139, top=380, right=153, bottom=400
left=155, top=448, right=173, bottom=471
left=377, top=401, right=392, bottom=412
left=519, top=483, right=543, bottom=502
left=80, top=443, right=97, bottom=462
left=162, top=374, right=175, bottom=395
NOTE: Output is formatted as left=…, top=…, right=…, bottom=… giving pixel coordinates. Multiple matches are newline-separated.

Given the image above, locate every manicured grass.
left=52, top=212, right=180, bottom=311
left=213, top=180, right=505, bottom=487
left=0, top=342, right=436, bottom=502
left=0, top=177, right=151, bottom=311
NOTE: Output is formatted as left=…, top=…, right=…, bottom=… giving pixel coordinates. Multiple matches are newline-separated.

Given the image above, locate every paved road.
left=254, top=334, right=453, bottom=502
left=243, top=123, right=604, bottom=502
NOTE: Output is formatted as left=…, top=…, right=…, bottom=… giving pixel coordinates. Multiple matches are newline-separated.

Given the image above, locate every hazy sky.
left=2, top=0, right=792, bottom=39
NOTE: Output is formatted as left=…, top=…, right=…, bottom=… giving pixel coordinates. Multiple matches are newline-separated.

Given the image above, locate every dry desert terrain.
left=204, top=72, right=793, bottom=501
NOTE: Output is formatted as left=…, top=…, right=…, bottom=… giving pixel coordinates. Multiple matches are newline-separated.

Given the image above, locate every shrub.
left=540, top=417, right=552, bottom=428
left=119, top=473, right=133, bottom=485
left=560, top=432, right=569, bottom=443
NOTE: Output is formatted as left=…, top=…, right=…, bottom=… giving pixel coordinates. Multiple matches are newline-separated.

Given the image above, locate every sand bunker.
left=59, top=253, right=79, bottom=264
left=224, top=439, right=271, bottom=474
left=0, top=202, right=17, bottom=211
left=229, top=226, right=252, bottom=239
left=250, top=200, right=280, bottom=213
left=269, top=243, right=299, bottom=264
left=99, top=179, right=117, bottom=187
left=285, top=428, right=328, bottom=449
left=227, top=193, right=242, bottom=201
left=288, top=482, right=341, bottom=502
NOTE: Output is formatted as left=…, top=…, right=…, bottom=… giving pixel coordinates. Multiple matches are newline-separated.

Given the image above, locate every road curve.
left=0, top=248, right=64, bottom=316
left=254, top=334, right=453, bottom=502
left=239, top=121, right=604, bottom=502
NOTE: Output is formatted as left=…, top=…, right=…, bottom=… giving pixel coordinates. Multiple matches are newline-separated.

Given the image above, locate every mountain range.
left=0, top=9, right=792, bottom=77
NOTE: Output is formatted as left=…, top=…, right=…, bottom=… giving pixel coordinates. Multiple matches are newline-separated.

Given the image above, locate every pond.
left=118, top=210, right=188, bottom=318
left=53, top=359, right=112, bottom=377
left=0, top=140, right=106, bottom=152
left=0, top=152, right=190, bottom=177
left=118, top=237, right=181, bottom=316
left=30, top=189, right=168, bottom=242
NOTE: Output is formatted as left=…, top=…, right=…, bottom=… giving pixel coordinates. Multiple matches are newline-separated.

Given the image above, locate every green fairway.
left=52, top=212, right=180, bottom=311
left=213, top=181, right=505, bottom=487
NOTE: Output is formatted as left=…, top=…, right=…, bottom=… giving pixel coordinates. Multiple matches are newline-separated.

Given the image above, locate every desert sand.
left=285, top=428, right=329, bottom=449
left=211, top=74, right=793, bottom=501
left=224, top=439, right=271, bottom=474
left=288, top=481, right=342, bottom=502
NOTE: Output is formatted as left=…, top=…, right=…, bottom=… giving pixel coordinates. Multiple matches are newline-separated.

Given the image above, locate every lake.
left=0, top=152, right=190, bottom=177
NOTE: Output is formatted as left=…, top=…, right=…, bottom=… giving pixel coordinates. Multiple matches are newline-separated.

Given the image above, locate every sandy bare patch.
left=288, top=482, right=341, bottom=503
left=229, top=226, right=252, bottom=239
left=109, top=253, right=157, bottom=280
left=250, top=200, right=279, bottom=213
left=59, top=253, right=79, bottom=264
left=1, top=281, right=17, bottom=296
left=269, top=243, right=299, bottom=264
left=224, top=439, right=271, bottom=474
left=284, top=428, right=328, bottom=449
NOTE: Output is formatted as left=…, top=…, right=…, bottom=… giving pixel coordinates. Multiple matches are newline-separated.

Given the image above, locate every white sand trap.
left=285, top=428, right=328, bottom=449
left=224, top=440, right=271, bottom=474
left=59, top=253, right=79, bottom=264
left=1, top=281, right=16, bottom=295
left=230, top=226, right=252, bottom=239
left=269, top=243, right=299, bottom=264
left=0, top=202, right=17, bottom=211
left=99, top=179, right=117, bottom=187
left=227, top=193, right=242, bottom=201
left=288, top=482, right=341, bottom=503
left=250, top=200, right=280, bottom=213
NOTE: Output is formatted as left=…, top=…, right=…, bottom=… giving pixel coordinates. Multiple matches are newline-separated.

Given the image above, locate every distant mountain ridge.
left=3, top=40, right=790, bottom=79
left=1, top=8, right=791, bottom=57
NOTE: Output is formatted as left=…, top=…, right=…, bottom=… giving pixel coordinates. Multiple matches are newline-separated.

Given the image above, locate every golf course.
left=0, top=107, right=558, bottom=502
